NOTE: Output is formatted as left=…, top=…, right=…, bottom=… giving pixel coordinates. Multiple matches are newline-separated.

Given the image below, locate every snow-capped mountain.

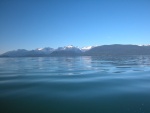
left=50, top=45, right=82, bottom=56
left=2, top=44, right=150, bottom=57
left=0, top=46, right=82, bottom=57
left=138, top=44, right=150, bottom=46
left=0, top=47, right=55, bottom=57
left=35, top=47, right=55, bottom=54
left=55, top=45, right=82, bottom=53
left=81, top=46, right=95, bottom=52
left=36, top=47, right=54, bottom=52
left=56, top=45, right=80, bottom=51
left=25, top=47, right=55, bottom=56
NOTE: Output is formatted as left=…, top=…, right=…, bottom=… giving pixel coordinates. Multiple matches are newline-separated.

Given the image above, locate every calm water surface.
left=0, top=56, right=150, bottom=113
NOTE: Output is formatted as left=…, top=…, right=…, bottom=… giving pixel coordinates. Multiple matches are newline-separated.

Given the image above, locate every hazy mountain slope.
left=1, top=44, right=150, bottom=57
left=50, top=45, right=82, bottom=56
left=0, top=49, right=29, bottom=57
left=84, top=45, right=150, bottom=55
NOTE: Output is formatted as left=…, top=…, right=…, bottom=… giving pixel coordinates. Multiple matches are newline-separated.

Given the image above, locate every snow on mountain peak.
left=0, top=45, right=96, bottom=56
left=56, top=45, right=79, bottom=50
left=64, top=45, right=80, bottom=49
left=82, top=46, right=93, bottom=49
left=81, top=46, right=95, bottom=52
left=54, top=45, right=82, bottom=54
left=37, top=48, right=43, bottom=51
left=36, top=47, right=54, bottom=51
left=138, top=44, right=150, bottom=46
left=56, top=45, right=95, bottom=52
left=66, top=45, right=74, bottom=48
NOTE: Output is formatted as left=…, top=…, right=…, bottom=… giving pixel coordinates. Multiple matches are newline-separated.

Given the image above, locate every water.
left=0, top=56, right=150, bottom=113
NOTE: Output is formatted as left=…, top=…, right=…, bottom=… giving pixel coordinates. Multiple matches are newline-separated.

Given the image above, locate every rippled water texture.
left=0, top=56, right=150, bottom=113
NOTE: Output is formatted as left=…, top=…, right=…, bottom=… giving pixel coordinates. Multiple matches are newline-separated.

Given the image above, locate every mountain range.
left=1, top=44, right=150, bottom=57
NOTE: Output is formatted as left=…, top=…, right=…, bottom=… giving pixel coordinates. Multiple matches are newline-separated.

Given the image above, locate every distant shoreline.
left=1, top=45, right=150, bottom=57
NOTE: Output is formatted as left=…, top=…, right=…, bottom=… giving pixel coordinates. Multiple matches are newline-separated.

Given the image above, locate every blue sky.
left=0, top=0, right=150, bottom=53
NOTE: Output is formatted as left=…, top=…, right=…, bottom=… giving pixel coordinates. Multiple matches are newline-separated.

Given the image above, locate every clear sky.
left=0, top=0, right=150, bottom=53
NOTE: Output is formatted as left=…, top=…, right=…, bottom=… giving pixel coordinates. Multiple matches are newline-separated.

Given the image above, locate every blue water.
left=0, top=56, right=150, bottom=113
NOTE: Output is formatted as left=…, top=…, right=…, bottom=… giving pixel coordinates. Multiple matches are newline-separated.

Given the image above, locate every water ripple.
left=1, top=56, right=150, bottom=113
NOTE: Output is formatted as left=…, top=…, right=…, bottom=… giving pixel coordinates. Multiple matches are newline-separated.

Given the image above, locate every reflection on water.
left=0, top=56, right=150, bottom=113
left=1, top=56, right=150, bottom=76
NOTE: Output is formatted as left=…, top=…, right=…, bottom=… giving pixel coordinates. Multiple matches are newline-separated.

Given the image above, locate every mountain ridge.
left=1, top=44, right=150, bottom=57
